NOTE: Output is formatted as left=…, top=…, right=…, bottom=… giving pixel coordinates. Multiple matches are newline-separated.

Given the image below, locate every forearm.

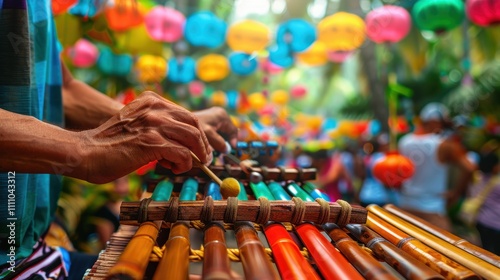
left=62, top=79, right=124, bottom=130
left=0, top=108, right=87, bottom=179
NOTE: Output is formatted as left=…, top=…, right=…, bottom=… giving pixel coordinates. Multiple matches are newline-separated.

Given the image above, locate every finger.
left=155, top=141, right=192, bottom=174
left=203, top=126, right=228, bottom=153
left=159, top=120, right=211, bottom=163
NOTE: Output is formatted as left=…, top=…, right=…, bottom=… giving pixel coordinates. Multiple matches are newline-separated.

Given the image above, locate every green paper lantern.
left=412, top=0, right=465, bottom=33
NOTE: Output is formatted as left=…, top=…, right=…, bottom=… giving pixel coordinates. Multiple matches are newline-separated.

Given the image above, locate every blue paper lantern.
left=268, top=44, right=294, bottom=68
left=229, top=52, right=258, bottom=76
left=167, top=56, right=196, bottom=84
left=69, top=0, right=105, bottom=17
left=97, top=47, right=133, bottom=76
left=184, top=11, right=227, bottom=48
left=276, top=19, right=316, bottom=53
left=226, top=90, right=239, bottom=110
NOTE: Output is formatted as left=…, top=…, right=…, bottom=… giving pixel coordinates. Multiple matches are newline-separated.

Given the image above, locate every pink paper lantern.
left=188, top=81, right=205, bottom=97
left=68, top=39, right=99, bottom=68
left=466, top=0, right=500, bottom=27
left=145, top=6, right=185, bottom=42
left=327, top=50, right=354, bottom=63
left=290, top=85, right=307, bottom=99
left=366, top=5, right=412, bottom=44
left=260, top=58, right=284, bottom=75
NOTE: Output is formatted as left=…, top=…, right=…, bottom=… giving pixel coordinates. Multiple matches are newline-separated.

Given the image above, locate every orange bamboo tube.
left=368, top=204, right=500, bottom=280
left=202, top=222, right=232, bottom=280
left=324, top=223, right=400, bottom=280
left=152, top=222, right=190, bottom=280
left=347, top=224, right=445, bottom=280
left=295, top=223, right=364, bottom=280
left=367, top=213, right=479, bottom=280
left=234, top=222, right=280, bottom=280
left=106, top=221, right=160, bottom=280
left=384, top=204, right=500, bottom=268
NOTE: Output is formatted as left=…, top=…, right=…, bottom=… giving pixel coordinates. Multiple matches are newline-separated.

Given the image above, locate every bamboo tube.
left=295, top=223, right=364, bottom=280
left=368, top=204, right=500, bottom=279
left=324, top=223, right=400, bottom=280
left=346, top=224, right=445, bottom=280
left=119, top=199, right=367, bottom=226
left=384, top=204, right=500, bottom=268
left=234, top=222, right=280, bottom=280
left=152, top=222, right=190, bottom=280
left=106, top=221, right=161, bottom=280
left=202, top=222, right=232, bottom=280
left=367, top=213, right=479, bottom=280
left=264, top=223, right=321, bottom=280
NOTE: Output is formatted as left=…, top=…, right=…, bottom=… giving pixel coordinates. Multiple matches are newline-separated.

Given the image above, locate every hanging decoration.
left=317, top=12, right=366, bottom=51
left=276, top=19, right=316, bottom=53
left=69, top=0, right=106, bottom=17
left=268, top=44, right=295, bottom=68
left=372, top=151, right=415, bottom=189
left=97, top=47, right=133, bottom=76
left=260, top=58, right=284, bottom=75
left=196, top=54, right=230, bottom=82
left=67, top=39, right=99, bottom=68
left=226, top=90, right=239, bottom=110
left=466, top=0, right=500, bottom=27
left=226, top=19, right=270, bottom=53
left=228, top=52, right=258, bottom=76
left=114, top=23, right=163, bottom=55
left=184, top=11, right=227, bottom=48
left=247, top=92, right=267, bottom=111
left=52, top=0, right=77, bottom=15
left=290, top=85, right=308, bottom=99
left=270, top=90, right=289, bottom=106
left=135, top=55, right=167, bottom=84
left=412, top=0, right=465, bottom=33
left=104, top=0, right=144, bottom=32
left=188, top=81, right=205, bottom=97
left=54, top=13, right=82, bottom=48
left=296, top=41, right=328, bottom=66
left=211, top=90, right=227, bottom=107
left=167, top=56, right=196, bottom=84
left=365, top=5, right=412, bottom=44
left=144, top=6, right=185, bottom=42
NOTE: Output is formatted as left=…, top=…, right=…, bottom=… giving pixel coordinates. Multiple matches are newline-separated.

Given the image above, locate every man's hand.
left=194, top=107, right=238, bottom=153
left=80, top=91, right=212, bottom=183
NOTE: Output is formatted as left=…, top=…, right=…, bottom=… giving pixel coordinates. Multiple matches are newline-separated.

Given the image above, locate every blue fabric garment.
left=0, top=0, right=63, bottom=264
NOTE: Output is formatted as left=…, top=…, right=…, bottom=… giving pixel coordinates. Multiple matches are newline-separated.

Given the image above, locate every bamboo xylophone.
left=84, top=165, right=500, bottom=280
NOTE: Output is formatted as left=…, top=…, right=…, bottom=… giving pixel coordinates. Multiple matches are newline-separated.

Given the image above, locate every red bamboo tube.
left=264, top=223, right=321, bottom=280
left=367, top=213, right=479, bottom=280
left=295, top=223, right=364, bottom=280
left=202, top=222, right=232, bottom=280
left=153, top=222, right=190, bottom=280
left=235, top=222, right=280, bottom=280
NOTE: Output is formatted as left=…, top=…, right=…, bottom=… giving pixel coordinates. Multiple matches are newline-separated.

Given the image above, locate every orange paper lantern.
left=135, top=55, right=167, bottom=83
left=373, top=151, right=415, bottom=189
left=104, top=0, right=144, bottom=32
left=296, top=41, right=328, bottom=66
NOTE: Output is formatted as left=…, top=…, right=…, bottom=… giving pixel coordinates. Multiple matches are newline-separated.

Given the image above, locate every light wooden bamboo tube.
left=153, top=222, right=190, bottom=280
left=367, top=205, right=500, bottom=280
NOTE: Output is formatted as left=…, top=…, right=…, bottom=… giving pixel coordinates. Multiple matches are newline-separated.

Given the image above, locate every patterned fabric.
left=0, top=0, right=64, bottom=271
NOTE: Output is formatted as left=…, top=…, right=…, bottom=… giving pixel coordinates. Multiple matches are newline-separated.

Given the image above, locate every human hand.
left=80, top=91, right=212, bottom=183
left=193, top=107, right=238, bottom=153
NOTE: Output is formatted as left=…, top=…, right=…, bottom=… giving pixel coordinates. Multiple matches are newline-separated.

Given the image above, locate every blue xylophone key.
left=205, top=181, right=223, bottom=201
left=302, top=182, right=331, bottom=202
left=237, top=182, right=248, bottom=201
left=179, top=178, right=198, bottom=201
left=267, top=181, right=292, bottom=201
left=287, top=182, right=315, bottom=202
left=151, top=179, right=174, bottom=202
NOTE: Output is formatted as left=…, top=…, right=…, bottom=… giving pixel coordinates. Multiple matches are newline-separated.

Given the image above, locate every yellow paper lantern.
left=270, top=89, right=289, bottom=106
left=196, top=54, right=230, bottom=82
left=211, top=90, right=227, bottom=107
left=296, top=41, right=328, bottom=66
left=135, top=55, right=167, bottom=83
left=317, top=12, right=365, bottom=51
left=114, top=23, right=164, bottom=56
left=226, top=20, right=270, bottom=53
left=248, top=92, right=267, bottom=111
left=307, top=116, right=324, bottom=131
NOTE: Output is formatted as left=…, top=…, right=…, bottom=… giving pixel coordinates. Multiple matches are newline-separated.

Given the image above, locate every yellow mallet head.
left=220, top=177, right=240, bottom=198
